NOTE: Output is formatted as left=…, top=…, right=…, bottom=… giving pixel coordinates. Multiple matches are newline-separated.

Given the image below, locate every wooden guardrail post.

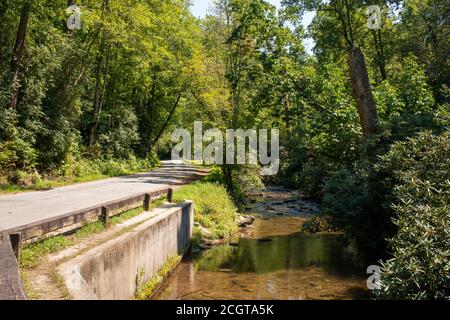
left=143, top=193, right=152, bottom=211
left=9, top=233, right=22, bottom=263
left=168, top=188, right=173, bottom=203
left=101, top=206, right=110, bottom=227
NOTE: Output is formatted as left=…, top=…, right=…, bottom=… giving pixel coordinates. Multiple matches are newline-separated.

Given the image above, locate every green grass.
left=110, top=207, right=147, bottom=225
left=21, top=236, right=71, bottom=269
left=135, top=255, right=182, bottom=300
left=172, top=180, right=239, bottom=240
left=73, top=221, right=106, bottom=239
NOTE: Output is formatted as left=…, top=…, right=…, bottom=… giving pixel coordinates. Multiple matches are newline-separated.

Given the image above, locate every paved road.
left=0, top=161, right=207, bottom=233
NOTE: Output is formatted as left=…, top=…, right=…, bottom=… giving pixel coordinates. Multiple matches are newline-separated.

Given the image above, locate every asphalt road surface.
left=0, top=161, right=207, bottom=233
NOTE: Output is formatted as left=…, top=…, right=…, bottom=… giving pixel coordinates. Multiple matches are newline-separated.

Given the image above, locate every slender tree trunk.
left=284, top=93, right=292, bottom=134
left=149, top=93, right=182, bottom=152
left=377, top=30, right=386, bottom=80
left=146, top=83, right=156, bottom=140
left=372, top=30, right=387, bottom=81
left=89, top=54, right=103, bottom=146
left=222, top=164, right=234, bottom=197
left=9, top=1, right=31, bottom=109
left=347, top=47, right=380, bottom=136
left=91, top=46, right=111, bottom=144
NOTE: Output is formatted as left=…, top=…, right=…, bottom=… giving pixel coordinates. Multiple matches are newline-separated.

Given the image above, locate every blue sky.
left=190, top=0, right=316, bottom=54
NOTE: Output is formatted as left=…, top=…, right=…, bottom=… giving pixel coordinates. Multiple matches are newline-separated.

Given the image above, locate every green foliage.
left=0, top=155, right=158, bottom=193
left=21, top=236, right=70, bottom=269
left=2, top=0, right=449, bottom=301
left=73, top=221, right=106, bottom=239
left=0, top=0, right=199, bottom=185
left=227, top=165, right=265, bottom=204
left=394, top=0, right=450, bottom=102
left=280, top=60, right=361, bottom=198
left=172, top=181, right=239, bottom=240
left=321, top=152, right=395, bottom=253
left=374, top=55, right=442, bottom=140
left=376, top=131, right=450, bottom=300
left=136, top=255, right=182, bottom=300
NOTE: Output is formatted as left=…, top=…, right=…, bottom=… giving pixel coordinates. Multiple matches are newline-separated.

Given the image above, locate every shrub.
left=9, top=170, right=42, bottom=187
left=321, top=156, right=395, bottom=253
left=376, top=131, right=450, bottom=300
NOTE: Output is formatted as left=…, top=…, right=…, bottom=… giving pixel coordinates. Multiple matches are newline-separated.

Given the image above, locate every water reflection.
left=153, top=187, right=370, bottom=300
left=202, top=234, right=363, bottom=277
left=154, top=230, right=369, bottom=300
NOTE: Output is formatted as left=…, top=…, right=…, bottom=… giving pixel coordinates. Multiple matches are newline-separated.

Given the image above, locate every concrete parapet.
left=58, top=201, right=194, bottom=300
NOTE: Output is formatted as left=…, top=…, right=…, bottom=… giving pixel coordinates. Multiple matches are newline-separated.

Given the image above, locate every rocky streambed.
left=153, top=186, right=370, bottom=300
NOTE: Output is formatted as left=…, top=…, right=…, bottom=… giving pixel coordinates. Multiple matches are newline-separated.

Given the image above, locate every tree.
left=394, top=0, right=450, bottom=102
left=283, top=0, right=384, bottom=136
left=9, top=1, right=31, bottom=109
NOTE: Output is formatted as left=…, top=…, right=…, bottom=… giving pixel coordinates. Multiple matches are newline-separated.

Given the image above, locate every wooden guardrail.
left=4, top=187, right=174, bottom=247
left=0, top=187, right=174, bottom=300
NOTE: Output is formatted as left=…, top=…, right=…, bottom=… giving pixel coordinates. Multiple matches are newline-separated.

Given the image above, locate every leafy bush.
left=0, top=138, right=38, bottom=172
left=376, top=131, right=450, bottom=300
left=321, top=157, right=395, bottom=253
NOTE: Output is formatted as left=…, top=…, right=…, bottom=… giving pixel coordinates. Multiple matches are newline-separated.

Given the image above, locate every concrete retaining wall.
left=58, top=201, right=194, bottom=300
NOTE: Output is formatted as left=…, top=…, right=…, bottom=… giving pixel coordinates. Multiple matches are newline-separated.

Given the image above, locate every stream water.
left=153, top=186, right=370, bottom=300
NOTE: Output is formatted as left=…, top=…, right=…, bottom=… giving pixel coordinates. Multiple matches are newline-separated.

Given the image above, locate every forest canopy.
left=0, top=0, right=449, bottom=299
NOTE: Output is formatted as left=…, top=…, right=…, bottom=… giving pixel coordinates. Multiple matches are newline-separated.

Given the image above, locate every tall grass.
left=172, top=181, right=239, bottom=240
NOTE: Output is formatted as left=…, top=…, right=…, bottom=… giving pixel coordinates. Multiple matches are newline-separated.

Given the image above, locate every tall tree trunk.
left=221, top=164, right=234, bottom=197
left=90, top=45, right=111, bottom=145
left=148, top=93, right=182, bottom=153
left=377, top=30, right=387, bottom=81
left=89, top=54, right=103, bottom=146
left=9, top=1, right=31, bottom=109
left=372, top=30, right=387, bottom=81
left=347, top=47, right=380, bottom=136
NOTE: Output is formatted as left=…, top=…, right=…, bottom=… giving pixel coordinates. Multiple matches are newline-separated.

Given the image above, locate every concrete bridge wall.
left=58, top=201, right=194, bottom=300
